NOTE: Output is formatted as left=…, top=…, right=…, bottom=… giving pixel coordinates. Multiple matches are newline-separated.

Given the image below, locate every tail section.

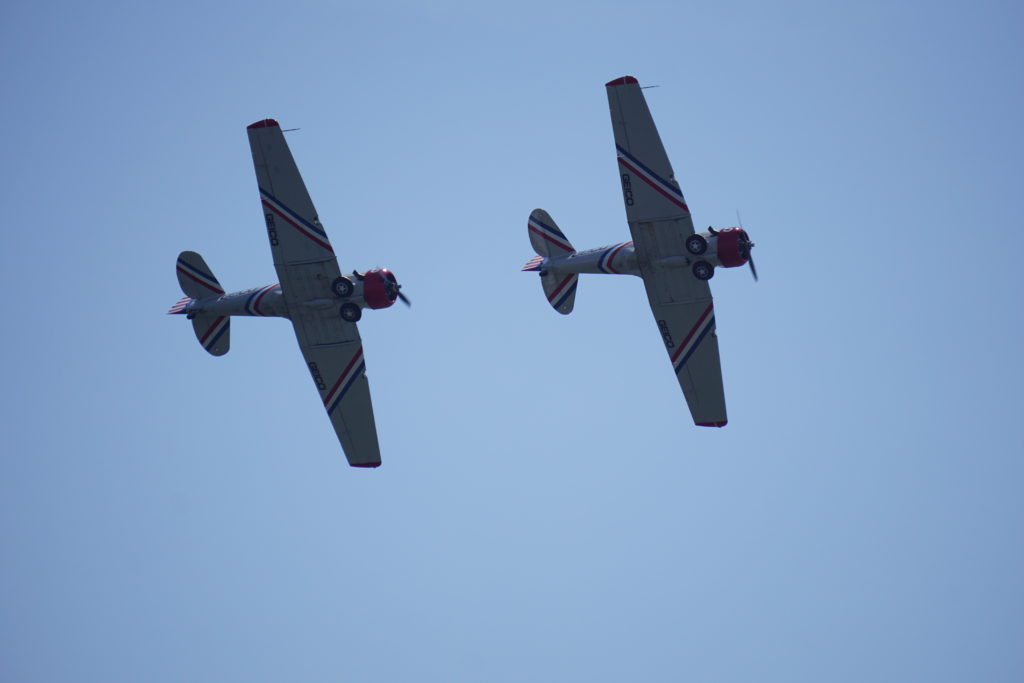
left=527, top=209, right=575, bottom=258
left=524, top=209, right=578, bottom=315
left=176, top=251, right=225, bottom=300
left=191, top=314, right=230, bottom=356
left=541, top=271, right=578, bottom=315
left=172, top=251, right=230, bottom=356
left=167, top=296, right=191, bottom=314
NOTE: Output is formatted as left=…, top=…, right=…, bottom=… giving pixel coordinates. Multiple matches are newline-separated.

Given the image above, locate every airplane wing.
left=296, top=329, right=382, bottom=468
left=605, top=77, right=727, bottom=426
left=247, top=119, right=342, bottom=293
left=247, top=119, right=382, bottom=465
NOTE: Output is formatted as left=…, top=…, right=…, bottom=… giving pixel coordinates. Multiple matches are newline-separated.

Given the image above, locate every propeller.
left=737, top=210, right=758, bottom=282
left=385, top=279, right=411, bottom=307
left=745, top=244, right=758, bottom=281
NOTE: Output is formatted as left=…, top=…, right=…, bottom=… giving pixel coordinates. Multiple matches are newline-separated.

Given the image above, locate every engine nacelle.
left=713, top=228, right=751, bottom=268
left=693, top=227, right=751, bottom=269
left=362, top=268, right=400, bottom=310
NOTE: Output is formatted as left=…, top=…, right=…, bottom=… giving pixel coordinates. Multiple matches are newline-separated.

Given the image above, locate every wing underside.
left=647, top=298, right=727, bottom=426
left=247, top=119, right=345, bottom=316
left=295, top=325, right=382, bottom=468
left=606, top=77, right=727, bottom=425
left=247, top=119, right=382, bottom=465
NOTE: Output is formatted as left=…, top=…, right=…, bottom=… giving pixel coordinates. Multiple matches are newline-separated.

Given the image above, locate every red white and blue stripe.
left=547, top=274, right=578, bottom=310
left=200, top=316, right=229, bottom=353
left=177, top=258, right=224, bottom=294
left=245, top=284, right=279, bottom=316
left=616, top=145, right=690, bottom=213
left=670, top=303, right=715, bottom=375
left=260, top=188, right=334, bottom=253
left=522, top=255, right=545, bottom=271
left=324, top=346, right=366, bottom=416
left=598, top=241, right=632, bottom=274
left=167, top=296, right=191, bottom=314
left=528, top=215, right=573, bottom=253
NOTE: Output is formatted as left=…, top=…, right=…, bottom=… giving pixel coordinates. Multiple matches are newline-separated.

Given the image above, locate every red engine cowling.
left=715, top=228, right=751, bottom=268
left=362, top=268, right=400, bottom=309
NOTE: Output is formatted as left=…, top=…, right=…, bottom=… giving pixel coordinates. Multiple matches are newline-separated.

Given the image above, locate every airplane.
left=523, top=76, right=756, bottom=427
left=168, top=119, right=409, bottom=468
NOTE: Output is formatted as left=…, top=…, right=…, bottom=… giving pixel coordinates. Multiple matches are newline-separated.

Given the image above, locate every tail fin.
left=525, top=209, right=578, bottom=315
left=176, top=251, right=225, bottom=300
left=540, top=271, right=578, bottom=315
left=191, top=314, right=230, bottom=356
left=167, top=296, right=191, bottom=314
left=173, top=251, right=230, bottom=356
left=527, top=209, right=575, bottom=258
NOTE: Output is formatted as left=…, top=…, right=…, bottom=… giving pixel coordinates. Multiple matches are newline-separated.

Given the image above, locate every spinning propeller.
left=352, top=269, right=411, bottom=307
left=386, top=279, right=411, bottom=307
left=737, top=211, right=758, bottom=282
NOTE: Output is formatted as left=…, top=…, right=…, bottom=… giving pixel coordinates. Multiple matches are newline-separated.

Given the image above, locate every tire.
left=685, top=234, right=708, bottom=255
left=331, top=276, right=354, bottom=297
left=692, top=261, right=714, bottom=281
left=340, top=303, right=362, bottom=322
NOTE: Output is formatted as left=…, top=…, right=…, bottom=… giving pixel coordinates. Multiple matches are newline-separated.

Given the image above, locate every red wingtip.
left=696, top=420, right=728, bottom=428
left=247, top=118, right=280, bottom=130
left=606, top=76, right=639, bottom=87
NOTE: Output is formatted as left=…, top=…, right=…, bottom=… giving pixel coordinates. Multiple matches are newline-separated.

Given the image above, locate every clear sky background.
left=3, top=1, right=1023, bottom=681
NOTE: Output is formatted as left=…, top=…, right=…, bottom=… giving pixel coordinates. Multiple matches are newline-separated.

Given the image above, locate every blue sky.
left=3, top=1, right=1023, bottom=681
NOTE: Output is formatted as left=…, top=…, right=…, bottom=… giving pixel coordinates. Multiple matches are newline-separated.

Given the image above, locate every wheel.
left=340, top=303, right=362, bottom=322
left=331, top=276, right=354, bottom=297
left=685, top=234, right=708, bottom=255
left=692, top=261, right=714, bottom=280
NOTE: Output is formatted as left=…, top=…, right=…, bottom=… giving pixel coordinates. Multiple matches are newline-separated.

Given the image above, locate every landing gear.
left=340, top=302, right=362, bottom=322
left=331, top=276, right=354, bottom=297
left=685, top=234, right=707, bottom=255
left=692, top=260, right=714, bottom=281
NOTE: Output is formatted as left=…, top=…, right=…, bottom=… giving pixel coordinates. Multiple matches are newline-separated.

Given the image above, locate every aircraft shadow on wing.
left=169, top=119, right=410, bottom=468
left=523, top=76, right=757, bottom=428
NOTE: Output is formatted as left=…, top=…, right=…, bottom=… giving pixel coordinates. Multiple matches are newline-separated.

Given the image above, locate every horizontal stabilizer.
left=541, top=271, right=578, bottom=315
left=191, top=313, right=230, bottom=356
left=176, top=251, right=224, bottom=300
left=525, top=209, right=578, bottom=314
left=528, top=209, right=575, bottom=258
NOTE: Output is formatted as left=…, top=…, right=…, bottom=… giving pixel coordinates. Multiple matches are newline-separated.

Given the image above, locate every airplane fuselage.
left=184, top=284, right=288, bottom=319
left=543, top=240, right=640, bottom=276
left=535, top=228, right=752, bottom=282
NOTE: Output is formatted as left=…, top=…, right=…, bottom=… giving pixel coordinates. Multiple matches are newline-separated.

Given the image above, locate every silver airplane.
left=169, top=120, right=409, bottom=468
left=524, top=76, right=757, bottom=427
